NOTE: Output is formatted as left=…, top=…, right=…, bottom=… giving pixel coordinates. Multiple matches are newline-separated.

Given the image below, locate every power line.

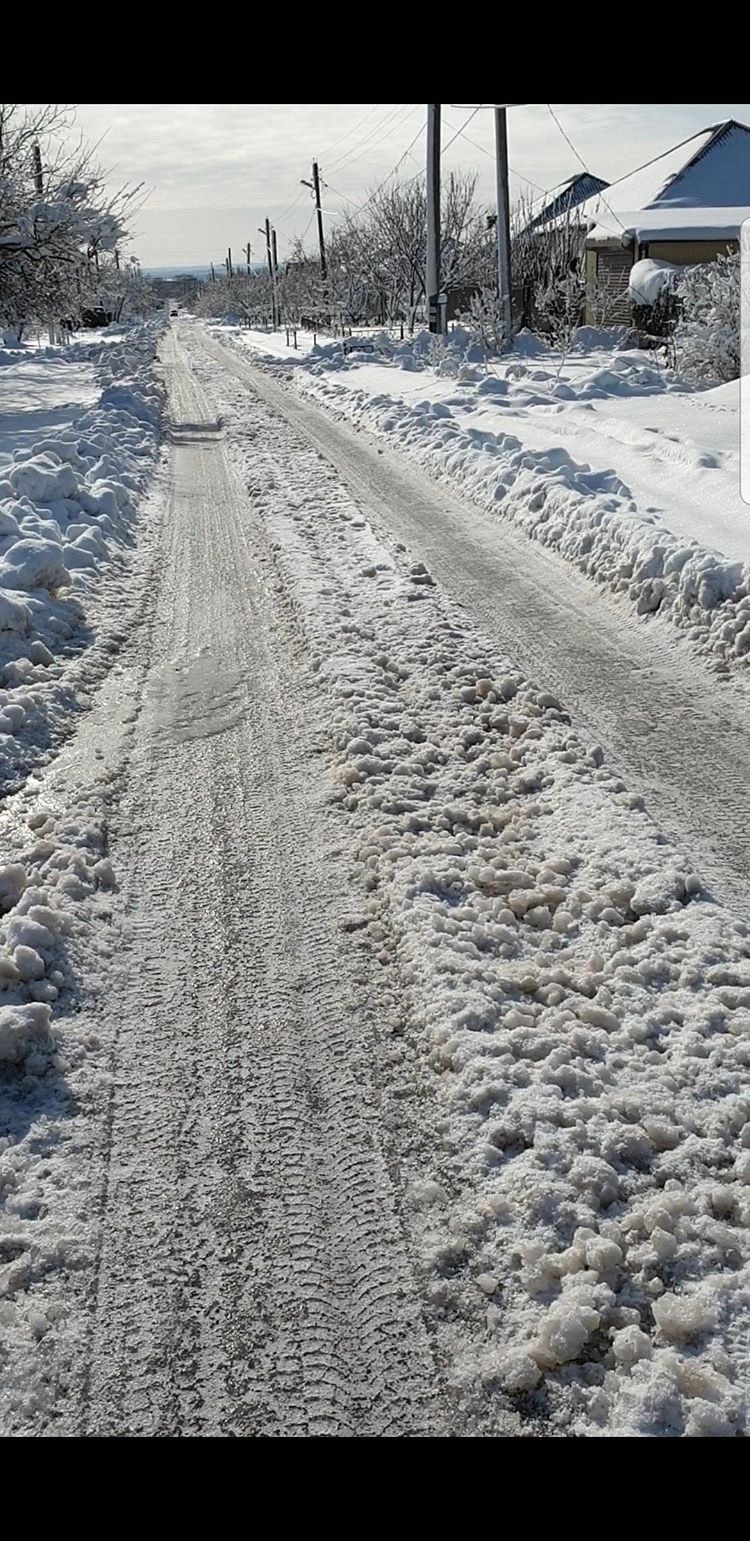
left=327, top=104, right=416, bottom=173
left=442, top=107, right=480, bottom=155
left=545, top=103, right=628, bottom=238
left=317, top=103, right=382, bottom=163
left=441, top=111, right=555, bottom=199
left=341, top=115, right=428, bottom=224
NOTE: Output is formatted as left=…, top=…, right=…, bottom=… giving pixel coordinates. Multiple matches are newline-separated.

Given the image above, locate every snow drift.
left=0, top=319, right=165, bottom=786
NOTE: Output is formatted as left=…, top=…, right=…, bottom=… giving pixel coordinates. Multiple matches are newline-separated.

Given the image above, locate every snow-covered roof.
left=522, top=172, right=609, bottom=233
left=582, top=120, right=750, bottom=245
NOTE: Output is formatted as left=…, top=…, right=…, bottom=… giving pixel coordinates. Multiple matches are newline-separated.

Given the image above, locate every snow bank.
left=279, top=335, right=750, bottom=674
left=0, top=319, right=165, bottom=787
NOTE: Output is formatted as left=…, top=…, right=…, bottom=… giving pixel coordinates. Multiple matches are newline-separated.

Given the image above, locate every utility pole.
left=271, top=226, right=281, bottom=325
left=227, top=247, right=233, bottom=280
left=494, top=108, right=513, bottom=351
left=311, top=161, right=327, bottom=282
left=210, top=262, right=216, bottom=282
left=262, top=220, right=277, bottom=328
left=114, top=249, right=120, bottom=271
left=246, top=242, right=252, bottom=275
left=32, top=143, right=43, bottom=195
left=426, top=104, right=442, bottom=334
left=450, top=104, right=516, bottom=350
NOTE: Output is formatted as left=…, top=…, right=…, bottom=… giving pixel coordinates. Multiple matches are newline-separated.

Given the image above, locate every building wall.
left=644, top=238, right=739, bottom=264
left=585, top=243, right=635, bottom=325
left=585, top=237, right=740, bottom=325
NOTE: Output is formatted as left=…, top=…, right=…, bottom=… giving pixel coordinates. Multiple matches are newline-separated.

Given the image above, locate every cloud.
left=63, top=102, right=750, bottom=265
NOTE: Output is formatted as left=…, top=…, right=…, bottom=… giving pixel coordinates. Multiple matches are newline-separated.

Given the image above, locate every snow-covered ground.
left=211, top=322, right=750, bottom=673
left=0, top=322, right=165, bottom=789
left=188, top=330, right=750, bottom=1437
left=0, top=358, right=99, bottom=467
left=3, top=316, right=750, bottom=1438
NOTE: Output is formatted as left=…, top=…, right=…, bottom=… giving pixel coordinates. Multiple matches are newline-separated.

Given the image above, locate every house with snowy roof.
left=521, top=172, right=610, bottom=234
left=579, top=118, right=750, bottom=322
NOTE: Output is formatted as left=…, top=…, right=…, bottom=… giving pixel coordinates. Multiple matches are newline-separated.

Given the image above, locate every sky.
left=60, top=103, right=750, bottom=269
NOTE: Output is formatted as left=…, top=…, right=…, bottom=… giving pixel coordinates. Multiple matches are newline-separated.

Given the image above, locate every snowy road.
left=9, top=321, right=750, bottom=1438
left=196, top=328, right=750, bottom=921
left=58, top=331, right=442, bottom=1437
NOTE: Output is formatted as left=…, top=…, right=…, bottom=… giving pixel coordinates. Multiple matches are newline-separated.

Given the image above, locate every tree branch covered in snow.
left=0, top=104, right=147, bottom=339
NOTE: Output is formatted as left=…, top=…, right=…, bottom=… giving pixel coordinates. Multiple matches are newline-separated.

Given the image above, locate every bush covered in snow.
left=673, top=254, right=740, bottom=383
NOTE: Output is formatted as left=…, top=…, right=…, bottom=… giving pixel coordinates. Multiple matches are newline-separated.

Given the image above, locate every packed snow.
left=186, top=333, right=750, bottom=1437
left=3, top=316, right=750, bottom=1438
left=212, top=320, right=750, bottom=673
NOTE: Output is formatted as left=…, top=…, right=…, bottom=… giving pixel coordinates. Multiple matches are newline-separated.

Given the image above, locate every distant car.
left=170, top=308, right=179, bottom=317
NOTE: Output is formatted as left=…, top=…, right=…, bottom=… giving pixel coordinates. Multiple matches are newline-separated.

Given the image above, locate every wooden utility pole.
left=246, top=242, right=252, bottom=275
left=227, top=247, right=233, bottom=280
left=494, top=108, right=513, bottom=350
left=271, top=226, right=281, bottom=325
left=311, top=161, right=327, bottom=282
left=263, top=219, right=277, bottom=328
left=426, top=104, right=442, bottom=334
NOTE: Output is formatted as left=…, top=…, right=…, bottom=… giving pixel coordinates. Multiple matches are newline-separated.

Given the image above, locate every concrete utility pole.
left=494, top=108, right=513, bottom=350
left=451, top=104, right=517, bottom=350
left=426, top=104, right=442, bottom=334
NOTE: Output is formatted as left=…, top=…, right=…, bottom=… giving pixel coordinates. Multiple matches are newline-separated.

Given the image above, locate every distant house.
left=579, top=118, right=750, bottom=323
left=520, top=172, right=610, bottom=234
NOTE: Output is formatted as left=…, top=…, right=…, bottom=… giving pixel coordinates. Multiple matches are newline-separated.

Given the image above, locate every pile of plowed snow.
left=222, top=321, right=750, bottom=674
left=0, top=320, right=165, bottom=786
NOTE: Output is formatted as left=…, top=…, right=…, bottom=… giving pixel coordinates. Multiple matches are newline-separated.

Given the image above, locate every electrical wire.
left=326, top=103, right=415, bottom=173
left=545, top=103, right=628, bottom=238
left=441, top=111, right=555, bottom=200
left=317, top=103, right=382, bottom=164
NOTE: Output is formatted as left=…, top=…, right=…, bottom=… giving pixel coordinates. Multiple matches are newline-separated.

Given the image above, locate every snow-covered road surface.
left=196, top=329, right=750, bottom=921
left=44, top=331, right=443, bottom=1437
left=5, top=321, right=750, bottom=1439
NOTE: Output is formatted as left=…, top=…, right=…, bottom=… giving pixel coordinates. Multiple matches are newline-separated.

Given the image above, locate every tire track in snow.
left=65, top=332, right=443, bottom=1437
left=195, top=329, right=750, bottom=923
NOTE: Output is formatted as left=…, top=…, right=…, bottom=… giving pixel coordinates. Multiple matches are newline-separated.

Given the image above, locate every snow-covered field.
left=213, top=322, right=750, bottom=673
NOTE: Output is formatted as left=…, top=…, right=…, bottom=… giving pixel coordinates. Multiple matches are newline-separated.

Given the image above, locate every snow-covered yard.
left=213, top=322, right=750, bottom=673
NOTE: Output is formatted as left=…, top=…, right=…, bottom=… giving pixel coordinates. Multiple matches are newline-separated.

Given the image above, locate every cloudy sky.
left=68, top=102, right=750, bottom=270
